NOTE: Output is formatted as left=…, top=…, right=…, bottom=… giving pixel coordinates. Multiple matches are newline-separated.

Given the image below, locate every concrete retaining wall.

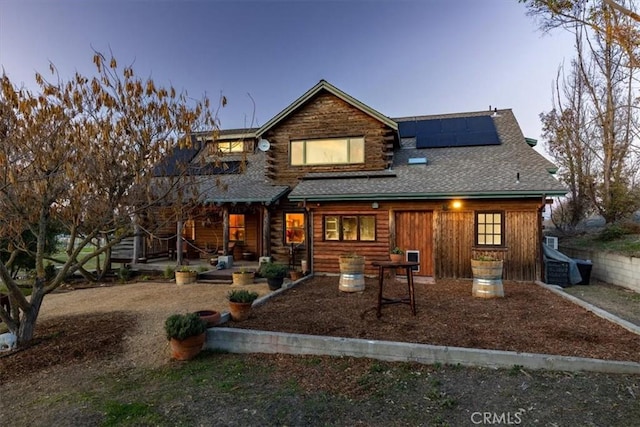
left=560, top=247, right=640, bottom=292
left=206, top=328, right=640, bottom=374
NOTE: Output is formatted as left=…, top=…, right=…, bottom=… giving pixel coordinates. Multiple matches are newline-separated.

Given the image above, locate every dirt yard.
left=1, top=276, right=639, bottom=426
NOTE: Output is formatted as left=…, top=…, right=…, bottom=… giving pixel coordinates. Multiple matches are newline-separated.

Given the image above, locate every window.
left=229, top=214, right=245, bottom=242
left=285, top=213, right=305, bottom=244
left=476, top=212, right=503, bottom=246
left=324, top=215, right=376, bottom=241
left=290, top=137, right=364, bottom=166
left=215, top=141, right=244, bottom=153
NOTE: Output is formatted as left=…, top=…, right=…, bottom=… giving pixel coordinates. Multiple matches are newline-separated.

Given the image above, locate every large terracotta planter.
left=228, top=301, right=253, bottom=321
left=175, top=271, right=197, bottom=285
left=471, top=259, right=504, bottom=298
left=195, top=310, right=221, bottom=327
left=169, top=332, right=206, bottom=360
left=232, top=271, right=254, bottom=286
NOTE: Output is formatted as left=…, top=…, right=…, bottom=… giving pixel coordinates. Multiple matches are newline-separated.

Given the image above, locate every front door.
left=395, top=211, right=434, bottom=277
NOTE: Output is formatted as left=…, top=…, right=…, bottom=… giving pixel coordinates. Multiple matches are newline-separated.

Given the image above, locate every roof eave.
left=288, top=190, right=569, bottom=202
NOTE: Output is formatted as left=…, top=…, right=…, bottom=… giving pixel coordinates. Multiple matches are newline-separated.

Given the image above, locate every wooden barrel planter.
left=175, top=271, right=197, bottom=285
left=471, top=259, right=504, bottom=298
left=232, top=271, right=254, bottom=286
left=339, top=255, right=365, bottom=292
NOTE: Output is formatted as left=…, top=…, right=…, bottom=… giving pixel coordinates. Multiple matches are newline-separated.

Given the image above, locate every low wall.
left=559, top=247, right=640, bottom=292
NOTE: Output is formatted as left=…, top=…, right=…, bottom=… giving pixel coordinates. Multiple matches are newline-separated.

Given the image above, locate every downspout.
left=537, top=195, right=547, bottom=282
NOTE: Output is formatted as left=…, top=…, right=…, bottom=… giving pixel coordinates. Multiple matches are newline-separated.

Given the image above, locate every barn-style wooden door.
left=394, top=211, right=434, bottom=277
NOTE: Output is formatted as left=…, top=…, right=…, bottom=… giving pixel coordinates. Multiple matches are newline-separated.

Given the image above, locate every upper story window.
left=476, top=211, right=504, bottom=246
left=290, top=137, right=364, bottom=166
left=215, top=141, right=244, bottom=154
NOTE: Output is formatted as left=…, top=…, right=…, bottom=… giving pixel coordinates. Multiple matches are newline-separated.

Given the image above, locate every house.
left=143, top=80, right=567, bottom=281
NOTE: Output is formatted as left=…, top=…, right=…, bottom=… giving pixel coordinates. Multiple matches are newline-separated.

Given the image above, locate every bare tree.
left=0, top=52, right=216, bottom=344
left=525, top=0, right=640, bottom=223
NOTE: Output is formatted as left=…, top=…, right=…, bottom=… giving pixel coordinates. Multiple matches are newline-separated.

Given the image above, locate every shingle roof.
left=288, top=109, right=567, bottom=201
left=194, top=150, right=289, bottom=204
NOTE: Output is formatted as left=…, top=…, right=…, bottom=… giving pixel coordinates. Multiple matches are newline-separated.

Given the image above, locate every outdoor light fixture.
left=452, top=200, right=462, bottom=209
left=371, top=202, right=379, bottom=209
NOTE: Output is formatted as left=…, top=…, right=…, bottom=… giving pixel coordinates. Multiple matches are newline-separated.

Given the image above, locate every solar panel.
left=398, top=116, right=500, bottom=148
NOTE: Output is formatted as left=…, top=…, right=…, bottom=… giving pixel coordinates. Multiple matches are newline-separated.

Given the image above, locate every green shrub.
left=163, top=265, right=175, bottom=279
left=259, top=262, right=288, bottom=279
left=227, top=289, right=259, bottom=303
left=597, top=224, right=626, bottom=241
left=118, top=265, right=132, bottom=283
left=164, top=312, right=206, bottom=340
left=44, top=263, right=57, bottom=282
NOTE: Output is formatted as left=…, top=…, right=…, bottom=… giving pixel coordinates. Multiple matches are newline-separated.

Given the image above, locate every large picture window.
left=324, top=215, right=376, bottom=241
left=476, top=211, right=503, bottom=246
left=285, top=213, right=305, bottom=244
left=290, top=137, right=364, bottom=166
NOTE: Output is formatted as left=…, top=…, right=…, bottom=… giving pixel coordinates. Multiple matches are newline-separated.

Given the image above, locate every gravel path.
left=38, top=281, right=271, bottom=368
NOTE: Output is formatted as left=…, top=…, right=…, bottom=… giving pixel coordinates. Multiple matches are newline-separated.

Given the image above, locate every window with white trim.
left=290, top=137, right=364, bottom=166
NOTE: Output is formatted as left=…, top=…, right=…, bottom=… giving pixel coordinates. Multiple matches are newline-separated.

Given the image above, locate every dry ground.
left=1, top=276, right=639, bottom=426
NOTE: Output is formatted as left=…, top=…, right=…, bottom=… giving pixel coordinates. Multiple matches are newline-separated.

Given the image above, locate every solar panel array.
left=398, top=116, right=500, bottom=148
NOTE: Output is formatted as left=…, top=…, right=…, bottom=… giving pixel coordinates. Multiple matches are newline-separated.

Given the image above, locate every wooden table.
left=371, top=260, right=419, bottom=318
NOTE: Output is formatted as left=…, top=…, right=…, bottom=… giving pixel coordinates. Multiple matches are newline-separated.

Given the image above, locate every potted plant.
left=227, top=289, right=259, bottom=321
left=164, top=312, right=207, bottom=360
left=289, top=268, right=302, bottom=281
left=232, top=267, right=255, bottom=286
left=175, top=266, right=197, bottom=285
left=259, top=262, right=289, bottom=290
left=338, top=253, right=365, bottom=292
left=471, top=255, right=504, bottom=298
left=194, top=310, right=221, bottom=327
left=390, top=247, right=404, bottom=263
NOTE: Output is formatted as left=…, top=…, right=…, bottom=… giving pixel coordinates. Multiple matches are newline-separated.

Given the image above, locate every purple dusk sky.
left=0, top=0, right=574, bottom=153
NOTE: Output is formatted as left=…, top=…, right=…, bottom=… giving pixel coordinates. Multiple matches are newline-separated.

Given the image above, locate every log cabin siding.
left=307, top=198, right=544, bottom=281
left=263, top=92, right=394, bottom=187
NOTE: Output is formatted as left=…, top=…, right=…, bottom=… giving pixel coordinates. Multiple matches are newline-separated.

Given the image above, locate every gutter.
left=289, top=190, right=569, bottom=202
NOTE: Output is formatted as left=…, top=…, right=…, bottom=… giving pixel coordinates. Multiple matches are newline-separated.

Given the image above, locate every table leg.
left=376, top=266, right=384, bottom=318
left=407, top=266, right=416, bottom=315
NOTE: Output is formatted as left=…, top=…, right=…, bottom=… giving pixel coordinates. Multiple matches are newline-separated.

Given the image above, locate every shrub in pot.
left=175, top=266, right=197, bottom=285
left=164, top=312, right=207, bottom=360
left=259, top=262, right=289, bottom=290
left=227, top=289, right=259, bottom=321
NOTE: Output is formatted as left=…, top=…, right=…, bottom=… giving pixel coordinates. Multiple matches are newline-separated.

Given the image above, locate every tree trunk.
left=17, top=281, right=45, bottom=344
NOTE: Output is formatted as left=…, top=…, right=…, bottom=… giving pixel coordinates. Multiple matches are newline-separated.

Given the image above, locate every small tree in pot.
left=164, top=312, right=207, bottom=360
left=259, top=262, right=289, bottom=290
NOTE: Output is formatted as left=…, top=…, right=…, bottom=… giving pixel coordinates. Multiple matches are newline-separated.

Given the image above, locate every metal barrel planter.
left=339, top=255, right=365, bottom=292
left=471, top=259, right=504, bottom=298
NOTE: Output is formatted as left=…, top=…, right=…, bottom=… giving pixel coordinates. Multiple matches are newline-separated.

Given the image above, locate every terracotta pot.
left=194, top=310, right=221, bottom=327
left=228, top=301, right=253, bottom=321
left=169, top=332, right=206, bottom=360
left=232, top=271, right=254, bottom=286
left=389, top=253, right=403, bottom=263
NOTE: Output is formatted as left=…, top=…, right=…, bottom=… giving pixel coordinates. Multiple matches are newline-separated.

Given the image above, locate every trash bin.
left=573, top=259, right=593, bottom=286
left=544, top=259, right=570, bottom=287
